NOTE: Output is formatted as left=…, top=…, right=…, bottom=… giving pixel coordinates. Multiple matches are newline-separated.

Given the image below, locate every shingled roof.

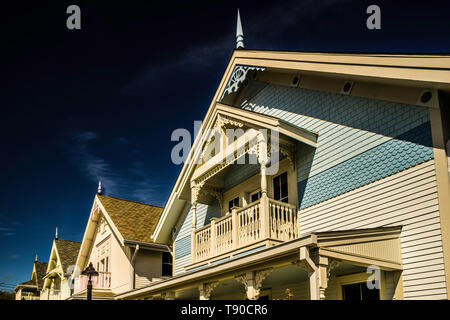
left=97, top=194, right=163, bottom=243
left=54, top=239, right=81, bottom=275
left=34, top=261, right=48, bottom=290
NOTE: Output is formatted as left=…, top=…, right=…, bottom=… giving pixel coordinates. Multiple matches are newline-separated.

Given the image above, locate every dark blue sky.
left=1, top=0, right=449, bottom=290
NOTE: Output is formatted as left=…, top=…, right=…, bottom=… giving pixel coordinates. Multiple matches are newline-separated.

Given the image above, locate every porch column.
left=258, top=133, right=270, bottom=239
left=191, top=202, right=197, bottom=264
left=299, top=246, right=329, bottom=300
left=191, top=181, right=201, bottom=264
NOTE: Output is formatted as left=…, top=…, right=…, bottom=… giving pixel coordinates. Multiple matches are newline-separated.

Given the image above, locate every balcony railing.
left=74, top=271, right=111, bottom=294
left=193, top=197, right=298, bottom=263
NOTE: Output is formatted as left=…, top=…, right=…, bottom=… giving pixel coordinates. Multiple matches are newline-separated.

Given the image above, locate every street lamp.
left=81, top=262, right=98, bottom=301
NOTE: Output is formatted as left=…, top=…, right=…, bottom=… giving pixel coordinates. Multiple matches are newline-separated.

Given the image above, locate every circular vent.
left=343, top=81, right=352, bottom=93
left=420, top=91, right=432, bottom=103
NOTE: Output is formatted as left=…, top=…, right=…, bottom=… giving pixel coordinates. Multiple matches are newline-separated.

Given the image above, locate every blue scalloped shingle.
left=298, top=122, right=434, bottom=209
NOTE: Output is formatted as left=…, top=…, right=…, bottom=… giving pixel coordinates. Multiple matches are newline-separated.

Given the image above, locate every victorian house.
left=116, top=12, right=450, bottom=300
left=14, top=258, right=48, bottom=300
left=39, top=233, right=81, bottom=300
left=69, top=192, right=171, bottom=299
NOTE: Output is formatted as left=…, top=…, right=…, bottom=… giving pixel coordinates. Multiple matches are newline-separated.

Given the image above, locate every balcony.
left=74, top=271, right=111, bottom=294
left=193, top=197, right=298, bottom=263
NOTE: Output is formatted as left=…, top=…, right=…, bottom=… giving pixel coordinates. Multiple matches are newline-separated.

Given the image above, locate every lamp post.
left=81, top=262, right=98, bottom=301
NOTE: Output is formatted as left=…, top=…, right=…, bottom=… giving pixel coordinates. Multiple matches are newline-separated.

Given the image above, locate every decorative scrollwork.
left=326, top=259, right=342, bottom=281
left=221, top=65, right=266, bottom=100
left=199, top=281, right=219, bottom=300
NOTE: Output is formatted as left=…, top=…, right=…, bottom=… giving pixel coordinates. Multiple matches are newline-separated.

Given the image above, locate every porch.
left=117, top=227, right=403, bottom=300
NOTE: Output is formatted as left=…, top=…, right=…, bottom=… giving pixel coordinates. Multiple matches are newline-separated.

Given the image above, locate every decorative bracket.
left=326, top=259, right=342, bottom=281
left=199, top=281, right=220, bottom=300
left=279, top=143, right=296, bottom=170
left=235, top=268, right=273, bottom=300
left=220, top=65, right=266, bottom=100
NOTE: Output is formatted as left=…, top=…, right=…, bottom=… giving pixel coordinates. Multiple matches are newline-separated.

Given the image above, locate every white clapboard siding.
left=300, top=160, right=447, bottom=299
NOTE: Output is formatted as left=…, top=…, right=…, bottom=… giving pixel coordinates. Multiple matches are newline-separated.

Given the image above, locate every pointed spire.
left=236, top=9, right=244, bottom=49
left=35, top=254, right=38, bottom=262
left=98, top=181, right=102, bottom=194
left=55, top=227, right=58, bottom=240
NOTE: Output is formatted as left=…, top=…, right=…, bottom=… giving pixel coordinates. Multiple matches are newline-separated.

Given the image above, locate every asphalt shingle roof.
left=34, top=261, right=48, bottom=290
left=54, top=239, right=81, bottom=275
left=97, top=194, right=163, bottom=243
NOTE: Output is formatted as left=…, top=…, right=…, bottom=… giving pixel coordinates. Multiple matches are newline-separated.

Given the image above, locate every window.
left=250, top=190, right=262, bottom=203
left=273, top=172, right=288, bottom=203
left=162, top=252, right=173, bottom=277
left=228, top=196, right=240, bottom=211
left=342, top=283, right=380, bottom=300
left=96, top=239, right=110, bottom=273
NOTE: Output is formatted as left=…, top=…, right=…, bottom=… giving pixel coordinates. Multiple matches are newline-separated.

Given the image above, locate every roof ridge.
left=54, top=239, right=81, bottom=243
left=97, top=194, right=163, bottom=209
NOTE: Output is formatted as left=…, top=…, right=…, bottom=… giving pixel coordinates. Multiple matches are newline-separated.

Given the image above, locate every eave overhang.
left=152, top=49, right=450, bottom=244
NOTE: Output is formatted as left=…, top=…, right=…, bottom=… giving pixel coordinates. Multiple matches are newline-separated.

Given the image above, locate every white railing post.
left=261, top=195, right=270, bottom=239
left=210, top=218, right=217, bottom=257
left=232, top=209, right=238, bottom=250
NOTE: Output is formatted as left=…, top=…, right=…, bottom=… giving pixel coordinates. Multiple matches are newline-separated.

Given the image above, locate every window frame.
left=273, top=171, right=289, bottom=203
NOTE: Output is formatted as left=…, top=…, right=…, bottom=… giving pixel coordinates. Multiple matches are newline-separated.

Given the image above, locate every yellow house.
left=14, top=259, right=48, bottom=300
left=116, top=13, right=450, bottom=300
left=70, top=192, right=172, bottom=299
left=40, top=234, right=81, bottom=300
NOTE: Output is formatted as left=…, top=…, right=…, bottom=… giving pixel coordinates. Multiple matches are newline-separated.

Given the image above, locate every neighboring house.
left=115, top=16, right=450, bottom=300
left=40, top=235, right=81, bottom=300
left=70, top=193, right=171, bottom=300
left=14, top=259, right=48, bottom=300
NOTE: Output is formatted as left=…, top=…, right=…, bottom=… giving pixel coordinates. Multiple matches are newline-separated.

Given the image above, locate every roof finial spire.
left=236, top=9, right=244, bottom=49
left=98, top=181, right=102, bottom=194
left=55, top=227, right=58, bottom=240
left=35, top=254, right=38, bottom=262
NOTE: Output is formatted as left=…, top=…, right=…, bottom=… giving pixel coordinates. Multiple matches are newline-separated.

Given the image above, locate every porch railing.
left=74, top=271, right=111, bottom=294
left=193, top=197, right=298, bottom=263
left=48, top=289, right=61, bottom=300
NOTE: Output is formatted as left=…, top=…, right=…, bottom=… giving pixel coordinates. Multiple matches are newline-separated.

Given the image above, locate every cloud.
left=121, top=38, right=231, bottom=96
left=120, top=0, right=343, bottom=95
left=0, top=222, right=18, bottom=237
left=61, top=131, right=167, bottom=206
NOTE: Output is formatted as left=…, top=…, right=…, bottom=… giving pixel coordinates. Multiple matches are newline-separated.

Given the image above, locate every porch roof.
left=14, top=280, right=37, bottom=292
left=117, top=226, right=402, bottom=299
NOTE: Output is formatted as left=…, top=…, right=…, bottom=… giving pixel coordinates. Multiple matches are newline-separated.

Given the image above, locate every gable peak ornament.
left=236, top=9, right=244, bottom=49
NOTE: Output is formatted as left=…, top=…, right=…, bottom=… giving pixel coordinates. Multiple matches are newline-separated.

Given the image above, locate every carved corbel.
left=279, top=144, right=296, bottom=170
left=199, top=281, right=219, bottom=300
left=202, top=186, right=224, bottom=209
left=235, top=268, right=273, bottom=300
left=254, top=268, right=273, bottom=293
left=326, top=259, right=342, bottom=281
